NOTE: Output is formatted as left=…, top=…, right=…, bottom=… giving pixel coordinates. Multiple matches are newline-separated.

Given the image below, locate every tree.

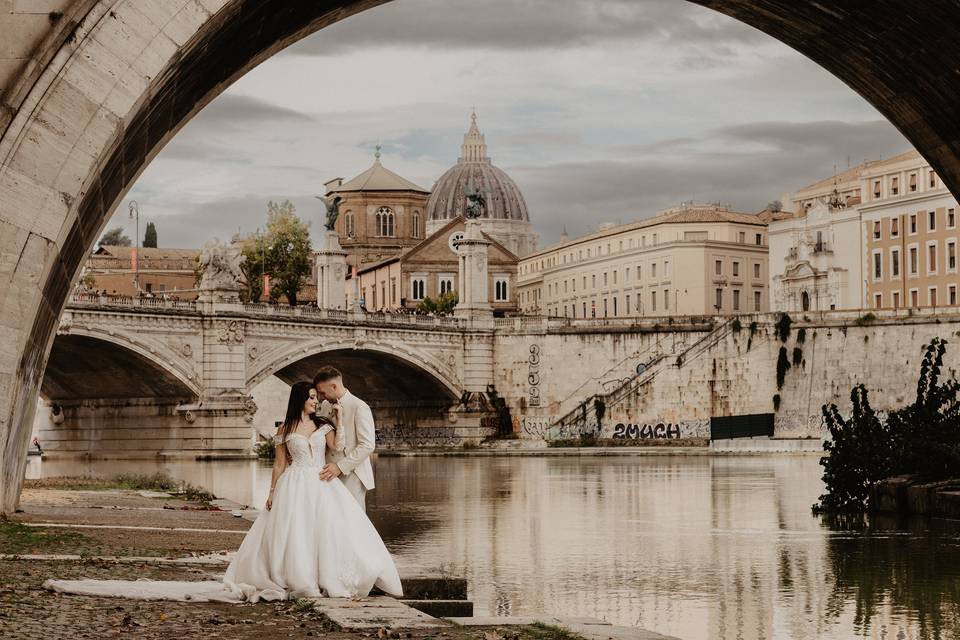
left=766, top=200, right=783, bottom=212
left=241, top=200, right=312, bottom=305
left=416, top=290, right=458, bottom=315
left=99, top=227, right=131, bottom=247
left=143, top=222, right=158, bottom=248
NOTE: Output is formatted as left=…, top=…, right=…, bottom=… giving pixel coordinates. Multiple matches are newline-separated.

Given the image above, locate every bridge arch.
left=3, top=1, right=960, bottom=511
left=248, top=339, right=462, bottom=404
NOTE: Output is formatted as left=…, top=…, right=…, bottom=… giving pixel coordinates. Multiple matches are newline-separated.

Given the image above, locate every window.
left=613, top=297, right=618, bottom=316
left=650, top=291, right=657, bottom=312
left=949, top=209, right=956, bottom=229
left=583, top=276, right=587, bottom=289
left=592, top=274, right=596, bottom=288
left=930, top=286, right=939, bottom=307
left=495, top=279, right=509, bottom=301
left=909, top=173, right=917, bottom=192
left=652, top=233, right=658, bottom=245
left=564, top=280, right=568, bottom=293
left=873, top=221, right=881, bottom=239
left=753, top=263, right=761, bottom=279
left=910, top=214, right=917, bottom=234
left=411, top=277, right=426, bottom=300
left=891, top=176, right=899, bottom=195
left=910, top=246, right=919, bottom=275
left=602, top=298, right=608, bottom=317
left=715, top=288, right=723, bottom=311
left=345, top=211, right=355, bottom=237
left=949, top=241, right=957, bottom=271
left=738, top=231, right=746, bottom=243
left=755, top=233, right=763, bottom=246
left=928, top=242, right=939, bottom=274
left=891, top=249, right=900, bottom=278
left=893, top=291, right=900, bottom=309
left=733, top=289, right=740, bottom=311
left=412, top=212, right=420, bottom=238
left=145, top=283, right=153, bottom=293
left=603, top=272, right=608, bottom=286
left=874, top=293, right=882, bottom=309
left=715, top=260, right=722, bottom=276
left=951, top=285, right=957, bottom=306
left=391, top=278, right=397, bottom=304
left=651, top=263, right=657, bottom=278
left=929, top=210, right=937, bottom=232
left=911, top=289, right=919, bottom=307
left=625, top=294, right=630, bottom=315
left=376, top=207, right=395, bottom=237
left=664, top=261, right=670, bottom=277
left=874, top=180, right=881, bottom=199
left=890, top=217, right=899, bottom=237
left=754, top=290, right=761, bottom=311
left=438, top=276, right=454, bottom=295
left=873, top=250, right=882, bottom=280
left=662, top=289, right=668, bottom=311
left=636, top=265, right=641, bottom=280
left=583, top=302, right=587, bottom=317
left=930, top=170, right=937, bottom=188
left=732, top=261, right=740, bottom=277
left=158, top=284, right=166, bottom=292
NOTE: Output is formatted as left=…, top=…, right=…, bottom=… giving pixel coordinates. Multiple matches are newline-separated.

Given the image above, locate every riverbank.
left=1, top=478, right=678, bottom=640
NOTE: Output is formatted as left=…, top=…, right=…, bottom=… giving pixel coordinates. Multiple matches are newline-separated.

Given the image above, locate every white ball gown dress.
left=44, top=425, right=403, bottom=602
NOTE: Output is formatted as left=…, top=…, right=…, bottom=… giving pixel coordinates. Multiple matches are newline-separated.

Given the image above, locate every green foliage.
left=776, top=312, right=792, bottom=342
left=814, top=338, right=960, bottom=513
left=255, top=438, right=276, bottom=459
left=854, top=312, right=877, bottom=326
left=142, top=222, right=157, bottom=248
left=485, top=385, right=515, bottom=438
left=99, top=226, right=131, bottom=247
left=792, top=347, right=803, bottom=366
left=776, top=346, right=791, bottom=389
left=773, top=394, right=781, bottom=411
left=242, top=200, right=312, bottom=304
left=416, top=290, right=458, bottom=315
left=796, top=327, right=806, bottom=344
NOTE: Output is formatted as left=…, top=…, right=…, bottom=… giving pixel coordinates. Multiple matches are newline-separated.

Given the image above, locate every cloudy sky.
left=115, top=0, right=911, bottom=249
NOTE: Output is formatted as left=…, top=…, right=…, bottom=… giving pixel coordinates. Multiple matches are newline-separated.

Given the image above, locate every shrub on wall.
left=813, top=338, right=960, bottom=513
left=776, top=346, right=791, bottom=389
left=776, top=313, right=792, bottom=342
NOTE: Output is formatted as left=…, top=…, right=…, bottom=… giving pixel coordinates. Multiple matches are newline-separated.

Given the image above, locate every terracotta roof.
left=330, top=159, right=428, bottom=194
left=794, top=149, right=921, bottom=195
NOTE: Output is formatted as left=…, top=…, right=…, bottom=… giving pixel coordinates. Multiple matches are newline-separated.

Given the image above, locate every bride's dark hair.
left=278, top=381, right=314, bottom=441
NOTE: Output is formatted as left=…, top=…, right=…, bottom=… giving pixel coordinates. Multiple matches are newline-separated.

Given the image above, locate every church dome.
left=426, top=113, right=530, bottom=224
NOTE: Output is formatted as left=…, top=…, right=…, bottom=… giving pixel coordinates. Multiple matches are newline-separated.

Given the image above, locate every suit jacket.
left=320, top=391, right=375, bottom=490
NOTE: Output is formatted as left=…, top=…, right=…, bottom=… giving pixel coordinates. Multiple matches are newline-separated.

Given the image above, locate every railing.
left=67, top=292, right=197, bottom=311
left=239, top=303, right=464, bottom=328
left=494, top=314, right=717, bottom=332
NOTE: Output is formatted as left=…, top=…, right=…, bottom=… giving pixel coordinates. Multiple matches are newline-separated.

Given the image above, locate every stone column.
left=315, top=230, right=347, bottom=310
left=455, top=219, right=493, bottom=320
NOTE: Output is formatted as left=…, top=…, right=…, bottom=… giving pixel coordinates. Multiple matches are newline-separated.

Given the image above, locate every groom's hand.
left=320, top=463, right=342, bottom=481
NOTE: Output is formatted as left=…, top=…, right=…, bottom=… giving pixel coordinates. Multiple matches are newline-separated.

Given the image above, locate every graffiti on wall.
left=610, top=419, right=709, bottom=440
left=527, top=344, right=542, bottom=407
left=375, top=422, right=462, bottom=447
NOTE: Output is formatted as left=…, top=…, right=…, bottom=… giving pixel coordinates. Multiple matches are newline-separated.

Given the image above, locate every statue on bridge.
left=198, top=239, right=245, bottom=292
left=463, top=184, right=486, bottom=219
left=318, top=195, right=343, bottom=231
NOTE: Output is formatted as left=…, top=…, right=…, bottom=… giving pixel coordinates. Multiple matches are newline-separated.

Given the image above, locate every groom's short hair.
left=313, top=366, right=342, bottom=385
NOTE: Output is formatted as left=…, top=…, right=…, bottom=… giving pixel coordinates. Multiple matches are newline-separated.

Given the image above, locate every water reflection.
left=25, top=455, right=960, bottom=640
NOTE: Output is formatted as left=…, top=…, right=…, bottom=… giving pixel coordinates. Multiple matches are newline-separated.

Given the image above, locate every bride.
left=44, top=381, right=402, bottom=603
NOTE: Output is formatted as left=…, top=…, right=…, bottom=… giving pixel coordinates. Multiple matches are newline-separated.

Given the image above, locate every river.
left=25, top=454, right=960, bottom=640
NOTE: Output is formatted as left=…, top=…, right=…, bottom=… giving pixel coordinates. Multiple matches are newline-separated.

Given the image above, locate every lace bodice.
left=278, top=427, right=331, bottom=467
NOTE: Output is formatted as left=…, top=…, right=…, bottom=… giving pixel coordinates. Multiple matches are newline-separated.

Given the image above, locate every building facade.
left=346, top=217, right=518, bottom=315
left=770, top=149, right=960, bottom=311
left=325, top=148, right=431, bottom=268
left=83, top=246, right=200, bottom=298
left=517, top=203, right=772, bottom=318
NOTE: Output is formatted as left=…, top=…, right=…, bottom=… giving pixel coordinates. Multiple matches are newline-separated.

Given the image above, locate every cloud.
left=287, top=0, right=767, bottom=55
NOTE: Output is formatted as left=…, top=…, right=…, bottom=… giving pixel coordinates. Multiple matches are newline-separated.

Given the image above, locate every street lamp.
left=128, top=200, right=139, bottom=293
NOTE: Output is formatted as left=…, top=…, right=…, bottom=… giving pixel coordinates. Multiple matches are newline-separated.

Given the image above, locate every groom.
left=314, top=366, right=375, bottom=509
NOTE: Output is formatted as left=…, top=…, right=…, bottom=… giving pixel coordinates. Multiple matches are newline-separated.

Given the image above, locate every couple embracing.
left=223, top=366, right=402, bottom=601
left=45, top=367, right=401, bottom=604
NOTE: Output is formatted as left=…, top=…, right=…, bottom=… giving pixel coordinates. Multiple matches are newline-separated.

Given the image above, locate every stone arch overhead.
left=2, top=0, right=960, bottom=511
left=245, top=338, right=463, bottom=399
left=54, top=325, right=202, bottom=398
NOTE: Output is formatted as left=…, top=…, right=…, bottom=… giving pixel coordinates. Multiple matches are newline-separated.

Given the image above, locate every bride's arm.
left=266, top=443, right=287, bottom=510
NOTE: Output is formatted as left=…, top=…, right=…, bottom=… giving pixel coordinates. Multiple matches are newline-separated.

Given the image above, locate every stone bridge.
left=40, top=293, right=492, bottom=455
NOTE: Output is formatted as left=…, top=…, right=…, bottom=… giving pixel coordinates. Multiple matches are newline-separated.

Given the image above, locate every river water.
left=26, top=454, right=960, bottom=640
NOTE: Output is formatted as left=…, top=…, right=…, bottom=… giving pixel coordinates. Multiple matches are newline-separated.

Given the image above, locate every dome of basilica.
left=425, top=113, right=530, bottom=224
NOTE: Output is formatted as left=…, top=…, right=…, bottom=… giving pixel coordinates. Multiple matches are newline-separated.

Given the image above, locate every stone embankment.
left=869, top=477, right=960, bottom=519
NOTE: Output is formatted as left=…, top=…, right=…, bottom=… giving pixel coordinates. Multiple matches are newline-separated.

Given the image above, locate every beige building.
left=517, top=203, right=772, bottom=318
left=346, top=216, right=518, bottom=315
left=83, top=246, right=200, bottom=298
left=324, top=148, right=431, bottom=268
left=770, top=149, right=959, bottom=311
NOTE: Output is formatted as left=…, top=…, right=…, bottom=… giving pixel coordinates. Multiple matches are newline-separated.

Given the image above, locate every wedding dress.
left=44, top=425, right=403, bottom=602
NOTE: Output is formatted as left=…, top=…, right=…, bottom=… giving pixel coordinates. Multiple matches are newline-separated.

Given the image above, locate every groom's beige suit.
left=320, top=390, right=375, bottom=509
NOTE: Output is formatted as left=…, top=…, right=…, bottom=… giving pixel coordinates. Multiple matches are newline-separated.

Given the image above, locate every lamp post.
left=128, top=200, right=139, bottom=293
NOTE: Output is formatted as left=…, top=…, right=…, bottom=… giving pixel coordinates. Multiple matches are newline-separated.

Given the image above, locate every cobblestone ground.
left=0, top=480, right=563, bottom=640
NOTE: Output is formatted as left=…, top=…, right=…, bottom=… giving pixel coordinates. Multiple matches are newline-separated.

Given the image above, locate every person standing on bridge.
left=314, top=366, right=376, bottom=510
